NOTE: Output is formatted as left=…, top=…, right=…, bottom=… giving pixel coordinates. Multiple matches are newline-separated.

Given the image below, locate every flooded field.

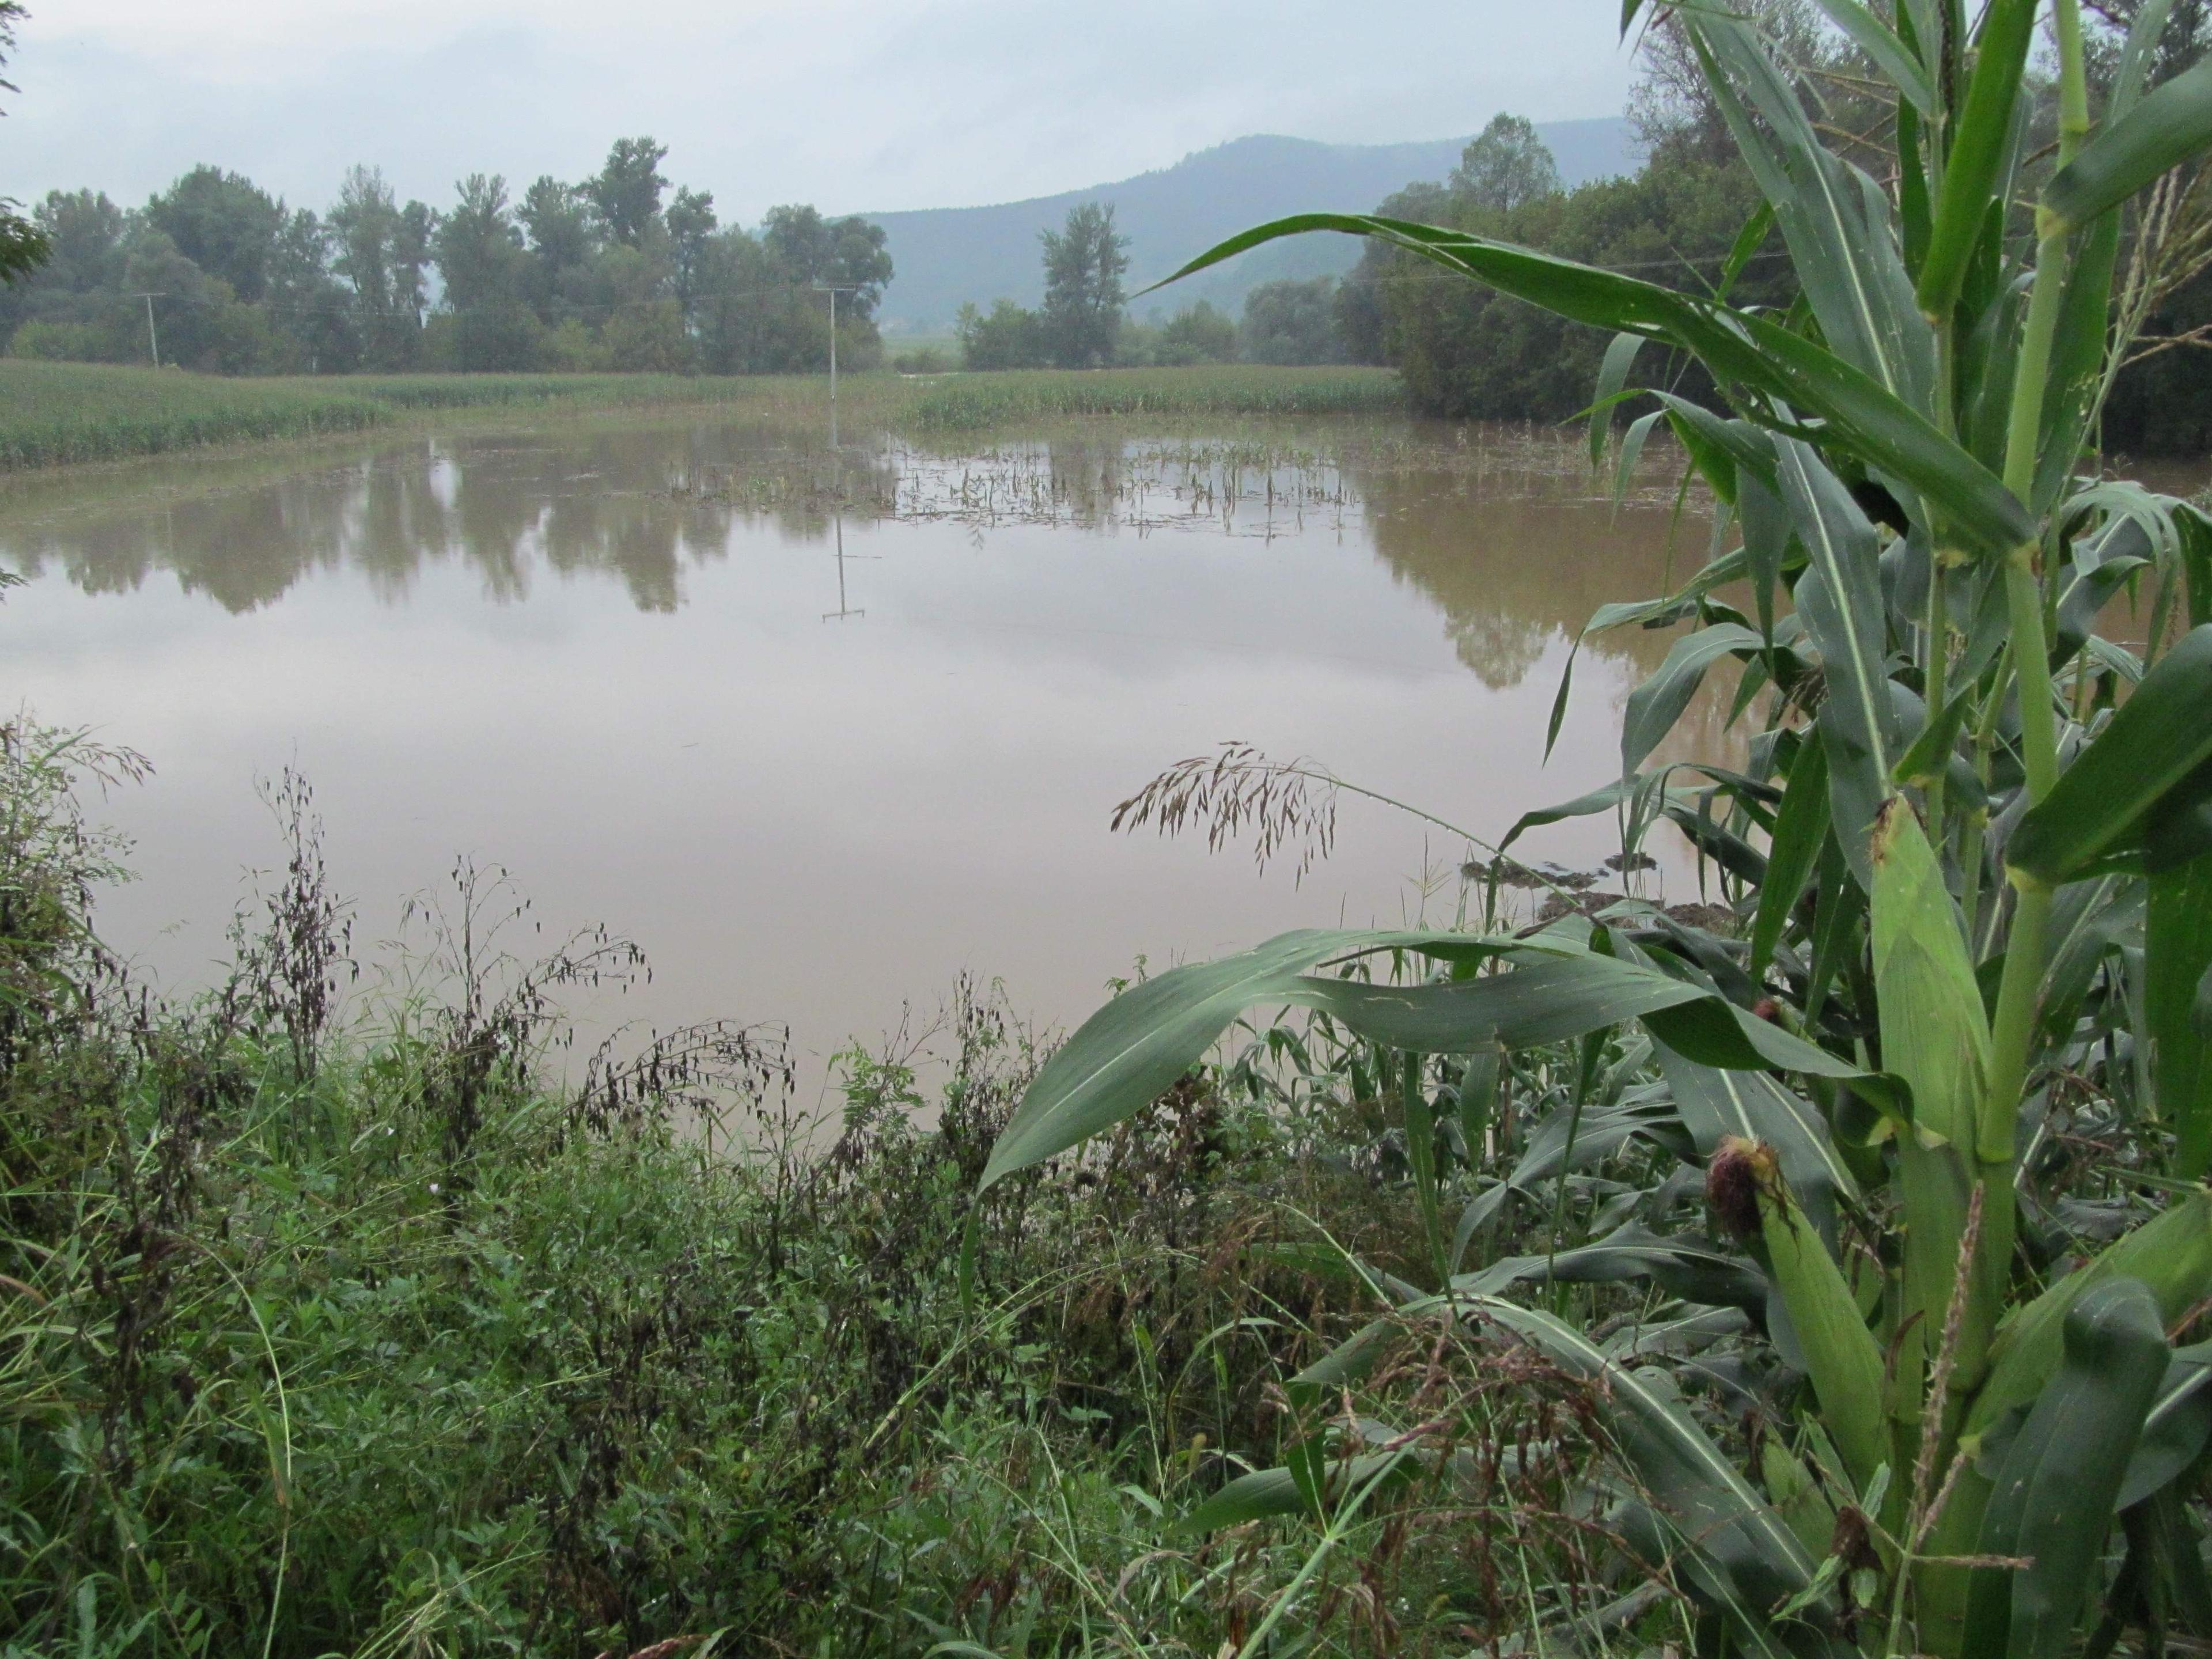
left=3, top=414, right=1732, bottom=1091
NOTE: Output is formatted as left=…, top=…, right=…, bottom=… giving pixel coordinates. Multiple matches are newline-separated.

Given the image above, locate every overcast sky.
left=8, top=2, right=1639, bottom=223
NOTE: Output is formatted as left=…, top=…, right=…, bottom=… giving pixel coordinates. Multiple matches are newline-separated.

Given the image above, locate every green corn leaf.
left=2179, top=503, right=2212, bottom=628
left=1715, top=198, right=1779, bottom=303
left=1612, top=408, right=1665, bottom=512
left=1653, top=392, right=1779, bottom=498
left=2037, top=874, right=2143, bottom=1044
left=2044, top=54, right=2212, bottom=234
left=1808, top=0, right=1938, bottom=113
left=2116, top=1339, right=2212, bottom=1510
left=1468, top=1294, right=1823, bottom=1619
left=1497, top=776, right=1633, bottom=854
left=1780, top=441, right=1903, bottom=884
left=1916, top=0, right=2039, bottom=319
left=2113, top=0, right=2181, bottom=119
left=979, top=929, right=1484, bottom=1187
left=1872, top=799, right=1990, bottom=1153
left=1872, top=798, right=1998, bottom=1384
left=1452, top=1222, right=1768, bottom=1312
left=1748, top=1146, right=1890, bottom=1493
left=2153, top=854, right=2212, bottom=1176
left=1643, top=988, right=1874, bottom=1082
left=2051, top=521, right=2152, bottom=673
left=1622, top=625, right=1766, bottom=778
left=1741, top=471, right=1790, bottom=655
left=2008, top=626, right=2212, bottom=886
left=1688, top=9, right=1933, bottom=411
left=1891, top=677, right=1977, bottom=791
left=1402, top=1055, right=1445, bottom=1279
left=1177, top=1449, right=1418, bottom=1533
left=984, top=930, right=1863, bottom=1190
left=1752, top=736, right=1830, bottom=980
left=1150, top=214, right=2032, bottom=555
left=1591, top=332, right=1646, bottom=471
left=1279, top=953, right=1711, bottom=1054
left=1664, top=800, right=1770, bottom=887
left=1657, top=1048, right=1859, bottom=1243
left=1968, top=1193, right=2212, bottom=1445
left=2034, top=211, right=2124, bottom=516
left=1965, top=1279, right=2169, bottom=1659
left=1291, top=1287, right=1832, bottom=1638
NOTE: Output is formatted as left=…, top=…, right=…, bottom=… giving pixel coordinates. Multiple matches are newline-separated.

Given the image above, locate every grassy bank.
left=0, top=360, right=1406, bottom=472
left=0, top=728, right=1603, bottom=1659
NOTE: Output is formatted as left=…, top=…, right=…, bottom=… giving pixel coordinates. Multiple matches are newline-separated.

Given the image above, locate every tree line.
left=0, top=137, right=894, bottom=376
left=945, top=202, right=1349, bottom=372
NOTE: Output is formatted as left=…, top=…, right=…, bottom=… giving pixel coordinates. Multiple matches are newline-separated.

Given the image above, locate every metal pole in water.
left=813, top=282, right=858, bottom=452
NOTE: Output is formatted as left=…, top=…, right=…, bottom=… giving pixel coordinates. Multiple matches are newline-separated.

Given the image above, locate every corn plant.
left=977, top=2, right=2212, bottom=1652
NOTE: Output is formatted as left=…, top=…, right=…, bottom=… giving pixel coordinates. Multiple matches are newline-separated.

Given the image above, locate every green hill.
left=853, top=120, right=1635, bottom=332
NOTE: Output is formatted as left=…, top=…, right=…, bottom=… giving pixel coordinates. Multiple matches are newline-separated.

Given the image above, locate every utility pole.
left=130, top=293, right=165, bottom=368
left=812, top=283, right=858, bottom=450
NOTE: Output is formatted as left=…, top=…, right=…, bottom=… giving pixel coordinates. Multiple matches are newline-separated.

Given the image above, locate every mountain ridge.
left=849, top=118, right=1637, bottom=332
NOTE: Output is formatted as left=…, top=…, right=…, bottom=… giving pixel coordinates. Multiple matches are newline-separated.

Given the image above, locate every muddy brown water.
left=0, top=415, right=1786, bottom=1099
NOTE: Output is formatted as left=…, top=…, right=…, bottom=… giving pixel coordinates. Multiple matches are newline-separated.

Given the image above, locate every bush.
left=1238, top=276, right=1346, bottom=366
left=955, top=298, right=1046, bottom=370
left=1359, top=144, right=1782, bottom=419
left=1149, top=301, right=1237, bottom=366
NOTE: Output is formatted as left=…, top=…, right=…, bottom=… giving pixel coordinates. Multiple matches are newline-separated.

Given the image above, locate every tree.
left=1038, top=202, right=1127, bottom=368
left=433, top=175, right=538, bottom=370
left=145, top=166, right=286, bottom=301
left=665, top=185, right=717, bottom=309
left=517, top=175, right=594, bottom=319
left=1238, top=276, right=1343, bottom=365
left=433, top=174, right=527, bottom=312
left=0, top=2, right=47, bottom=283
left=28, top=190, right=126, bottom=294
left=761, top=204, right=893, bottom=317
left=956, top=298, right=1045, bottom=370
left=587, top=137, right=669, bottom=248
left=266, top=207, right=357, bottom=372
left=1152, top=300, right=1236, bottom=365
left=329, top=166, right=434, bottom=368
left=1448, top=115, right=1562, bottom=213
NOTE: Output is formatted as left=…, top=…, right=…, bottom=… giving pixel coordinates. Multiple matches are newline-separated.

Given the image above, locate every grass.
left=901, top=365, right=1405, bottom=430
left=0, top=361, right=798, bottom=469
left=0, top=359, right=1406, bottom=472
left=0, top=727, right=1630, bottom=1659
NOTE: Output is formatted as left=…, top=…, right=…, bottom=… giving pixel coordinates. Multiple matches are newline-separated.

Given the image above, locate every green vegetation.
left=1353, top=14, right=2212, bottom=453
left=902, top=364, right=1402, bottom=429
left=0, top=3, right=44, bottom=286
left=0, top=358, right=1407, bottom=469
left=0, top=361, right=390, bottom=467
left=16, top=0, right=2212, bottom=1653
left=994, top=1, right=2212, bottom=1655
left=0, top=361, right=812, bottom=468
left=957, top=204, right=1296, bottom=371
left=1, top=138, right=892, bottom=376
left=0, top=729, right=1624, bottom=1657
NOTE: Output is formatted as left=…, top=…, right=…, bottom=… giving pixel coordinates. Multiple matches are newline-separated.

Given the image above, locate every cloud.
left=10, top=1, right=1638, bottom=219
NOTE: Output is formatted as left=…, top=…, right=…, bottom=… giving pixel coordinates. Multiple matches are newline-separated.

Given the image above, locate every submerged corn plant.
left=978, top=2, right=2212, bottom=1653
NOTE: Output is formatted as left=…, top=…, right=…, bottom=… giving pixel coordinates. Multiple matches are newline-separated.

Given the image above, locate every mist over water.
left=2, top=416, right=1716, bottom=1094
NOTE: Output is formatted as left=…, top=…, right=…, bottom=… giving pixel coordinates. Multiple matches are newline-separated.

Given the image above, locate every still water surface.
left=3, top=417, right=1718, bottom=1090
